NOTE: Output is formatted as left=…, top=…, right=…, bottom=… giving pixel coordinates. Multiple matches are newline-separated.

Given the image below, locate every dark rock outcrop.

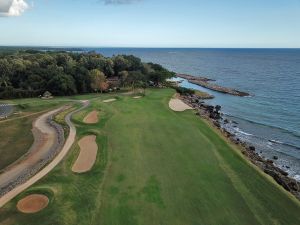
left=176, top=74, right=250, bottom=97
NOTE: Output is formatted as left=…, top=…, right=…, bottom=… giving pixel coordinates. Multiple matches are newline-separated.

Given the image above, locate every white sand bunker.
left=72, top=135, right=98, bottom=173
left=17, top=194, right=49, bottom=214
left=169, top=98, right=192, bottom=112
left=133, top=96, right=142, bottom=99
left=103, top=99, right=116, bottom=103
left=83, top=110, right=99, bottom=124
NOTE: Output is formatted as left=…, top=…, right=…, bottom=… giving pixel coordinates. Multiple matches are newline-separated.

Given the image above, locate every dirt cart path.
left=0, top=100, right=89, bottom=208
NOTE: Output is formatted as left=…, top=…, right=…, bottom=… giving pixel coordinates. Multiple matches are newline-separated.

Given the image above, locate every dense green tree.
left=103, top=59, right=114, bottom=77
left=126, top=71, right=146, bottom=91
left=118, top=70, right=129, bottom=87
left=0, top=75, right=10, bottom=87
left=47, top=74, right=77, bottom=95
left=37, top=54, right=56, bottom=68
left=123, top=55, right=142, bottom=71
left=141, top=63, right=154, bottom=75
left=0, top=59, right=12, bottom=87
left=113, top=55, right=130, bottom=75
left=147, top=63, right=174, bottom=84
left=0, top=50, right=175, bottom=98
left=72, top=66, right=91, bottom=93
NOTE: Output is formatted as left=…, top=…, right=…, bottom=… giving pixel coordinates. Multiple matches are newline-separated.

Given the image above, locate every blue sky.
left=0, top=0, right=299, bottom=48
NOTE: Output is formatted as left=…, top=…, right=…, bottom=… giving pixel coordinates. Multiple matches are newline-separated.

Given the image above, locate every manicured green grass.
left=0, top=89, right=299, bottom=225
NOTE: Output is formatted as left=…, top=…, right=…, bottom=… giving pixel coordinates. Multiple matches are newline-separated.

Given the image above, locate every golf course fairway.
left=0, top=89, right=299, bottom=225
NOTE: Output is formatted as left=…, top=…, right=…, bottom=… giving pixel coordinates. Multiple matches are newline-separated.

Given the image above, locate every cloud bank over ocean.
left=0, top=0, right=28, bottom=17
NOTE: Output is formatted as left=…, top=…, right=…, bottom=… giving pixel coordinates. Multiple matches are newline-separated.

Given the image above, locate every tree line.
left=0, top=50, right=175, bottom=99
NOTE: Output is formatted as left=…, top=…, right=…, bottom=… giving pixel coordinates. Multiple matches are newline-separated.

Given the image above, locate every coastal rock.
left=278, top=169, right=289, bottom=176
left=249, top=146, right=256, bottom=151
left=176, top=74, right=250, bottom=97
left=264, top=169, right=291, bottom=191
left=213, top=121, right=221, bottom=128
left=288, top=180, right=299, bottom=192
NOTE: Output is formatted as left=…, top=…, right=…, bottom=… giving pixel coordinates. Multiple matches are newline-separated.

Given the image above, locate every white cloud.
left=0, top=0, right=141, bottom=17
left=0, top=0, right=29, bottom=17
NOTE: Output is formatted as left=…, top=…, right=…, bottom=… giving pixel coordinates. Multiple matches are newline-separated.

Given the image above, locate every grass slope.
left=0, top=89, right=299, bottom=225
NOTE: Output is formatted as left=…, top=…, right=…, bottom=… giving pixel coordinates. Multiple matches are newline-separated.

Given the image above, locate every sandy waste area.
left=72, top=135, right=98, bottom=173
left=169, top=97, right=192, bottom=112
left=17, top=194, right=49, bottom=213
left=83, top=110, right=99, bottom=124
left=103, top=99, right=116, bottom=103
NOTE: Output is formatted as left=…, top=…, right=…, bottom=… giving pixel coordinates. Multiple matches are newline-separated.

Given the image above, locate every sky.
left=0, top=0, right=299, bottom=48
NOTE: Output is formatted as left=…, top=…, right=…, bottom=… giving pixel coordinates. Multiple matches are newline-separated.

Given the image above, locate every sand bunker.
left=72, top=135, right=98, bottom=173
left=83, top=110, right=99, bottom=124
left=133, top=96, right=142, bottom=99
left=17, top=194, right=49, bottom=213
left=169, top=98, right=192, bottom=112
left=103, top=99, right=116, bottom=103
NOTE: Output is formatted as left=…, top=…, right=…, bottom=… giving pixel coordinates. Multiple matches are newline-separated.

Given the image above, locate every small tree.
left=125, top=71, right=146, bottom=92
left=118, top=71, right=129, bottom=87
left=90, top=69, right=107, bottom=93
left=136, top=81, right=147, bottom=96
left=100, top=81, right=109, bottom=93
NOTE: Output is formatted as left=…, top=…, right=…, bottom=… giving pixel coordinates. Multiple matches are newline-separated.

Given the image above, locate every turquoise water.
left=84, top=48, right=300, bottom=179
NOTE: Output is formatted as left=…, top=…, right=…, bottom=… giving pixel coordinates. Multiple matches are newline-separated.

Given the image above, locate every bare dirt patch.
left=83, top=110, right=99, bottom=124
left=169, top=97, right=192, bottom=112
left=17, top=194, right=49, bottom=213
left=133, top=96, right=142, bottom=99
left=72, top=135, right=98, bottom=173
left=103, top=99, right=116, bottom=103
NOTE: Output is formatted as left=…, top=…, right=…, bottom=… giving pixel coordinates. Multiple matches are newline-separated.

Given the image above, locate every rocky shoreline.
left=176, top=73, right=250, bottom=97
left=180, top=93, right=300, bottom=201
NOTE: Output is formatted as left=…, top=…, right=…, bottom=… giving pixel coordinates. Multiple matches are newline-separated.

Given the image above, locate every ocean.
left=84, top=48, right=300, bottom=180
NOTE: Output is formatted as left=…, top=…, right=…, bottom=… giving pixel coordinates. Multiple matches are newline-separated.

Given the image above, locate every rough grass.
left=195, top=90, right=214, bottom=99
left=0, top=89, right=300, bottom=225
left=0, top=116, right=35, bottom=171
left=54, top=105, right=79, bottom=139
left=0, top=99, right=69, bottom=171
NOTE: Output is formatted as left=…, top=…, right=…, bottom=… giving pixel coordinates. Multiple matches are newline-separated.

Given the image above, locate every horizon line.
left=0, top=45, right=300, bottom=50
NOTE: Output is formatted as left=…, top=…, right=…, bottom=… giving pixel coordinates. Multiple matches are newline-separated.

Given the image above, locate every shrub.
left=0, top=87, right=42, bottom=99
left=173, top=86, right=195, bottom=95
